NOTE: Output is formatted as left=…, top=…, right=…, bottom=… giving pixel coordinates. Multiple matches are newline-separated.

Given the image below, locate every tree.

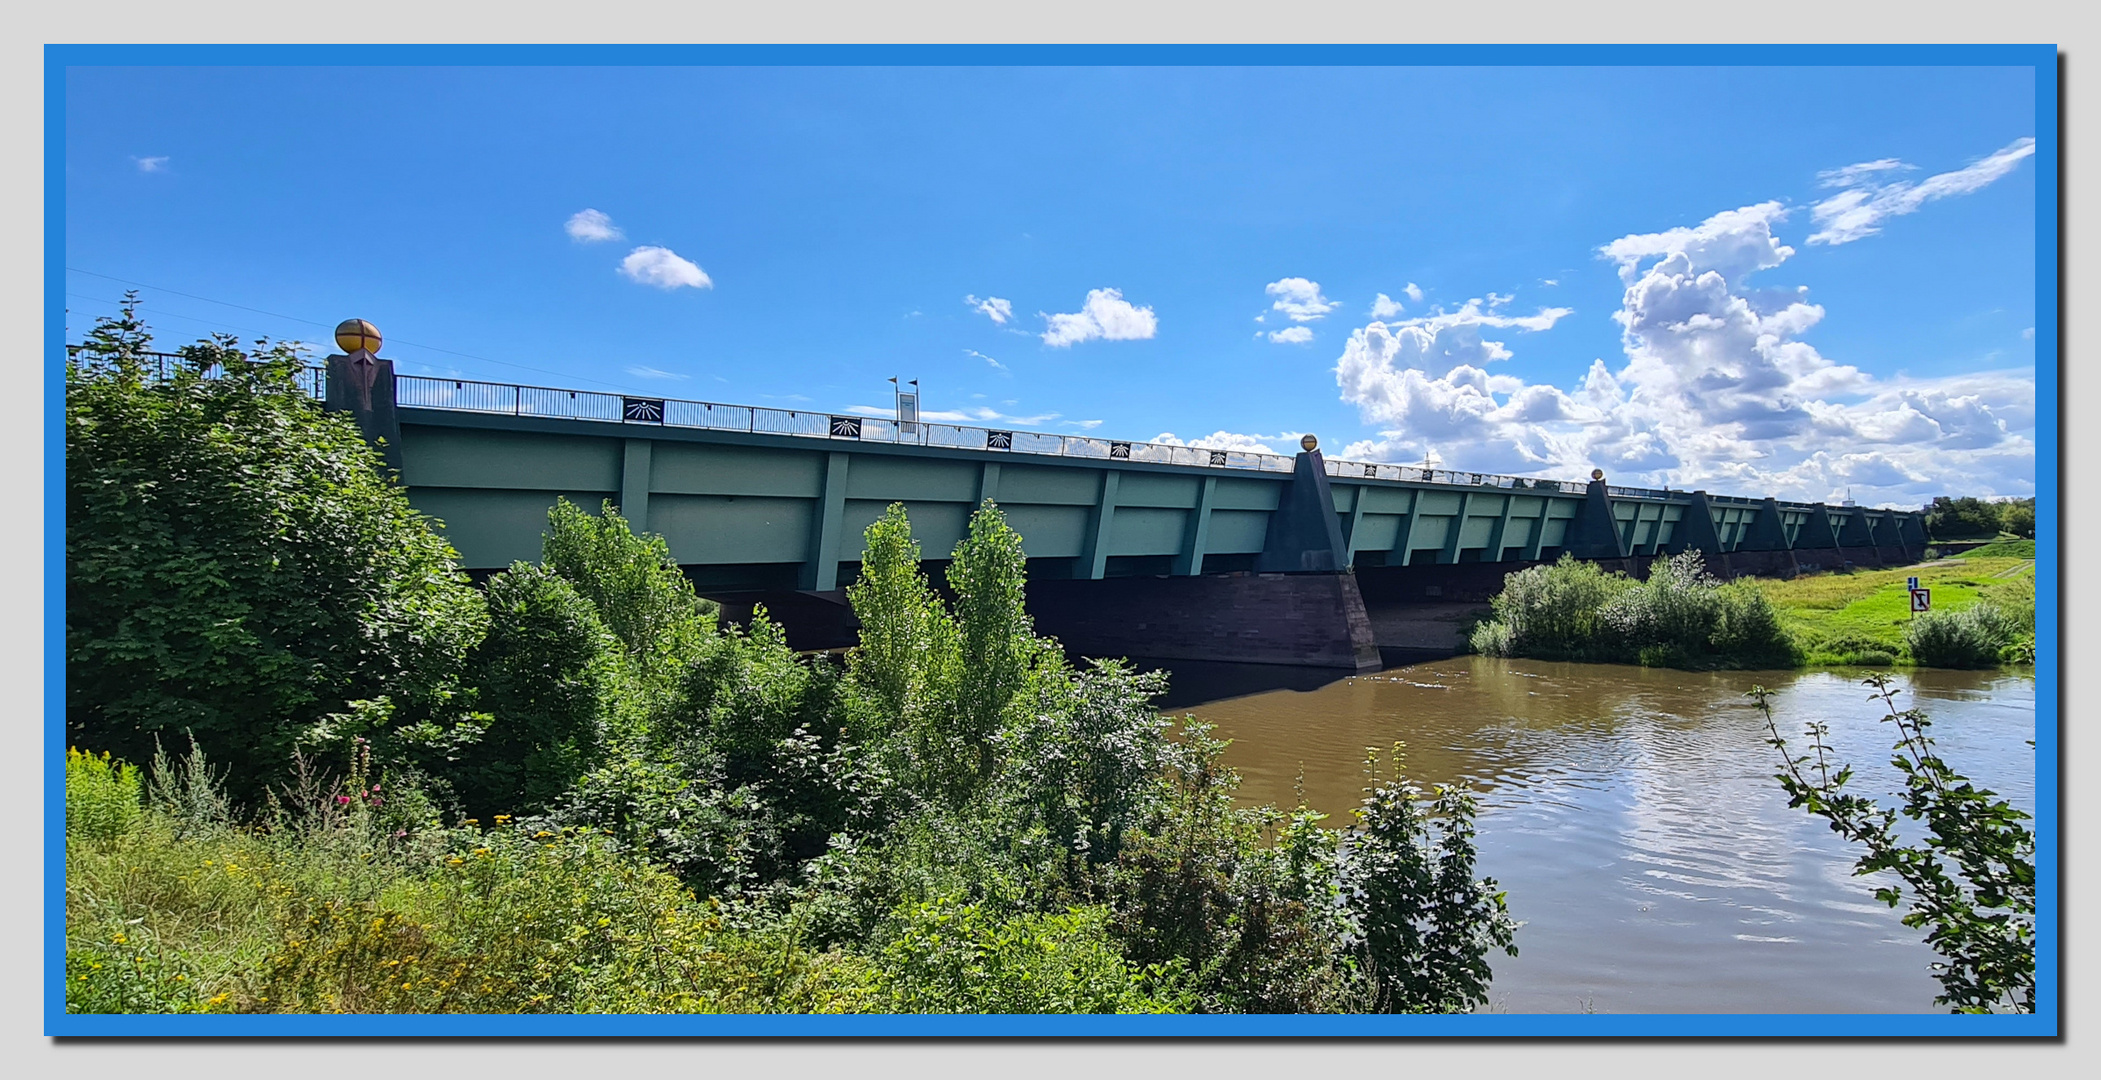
left=1998, top=499, right=2036, bottom=540
left=1758, top=676, right=2034, bottom=1013
left=1924, top=496, right=2005, bottom=540
left=66, top=302, right=487, bottom=802
left=540, top=498, right=715, bottom=720
left=458, top=562, right=622, bottom=818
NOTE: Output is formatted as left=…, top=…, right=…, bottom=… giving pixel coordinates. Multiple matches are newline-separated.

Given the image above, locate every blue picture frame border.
left=44, top=41, right=2062, bottom=1038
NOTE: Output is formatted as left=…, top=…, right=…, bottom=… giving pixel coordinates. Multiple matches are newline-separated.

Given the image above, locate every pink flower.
left=335, top=795, right=351, bottom=805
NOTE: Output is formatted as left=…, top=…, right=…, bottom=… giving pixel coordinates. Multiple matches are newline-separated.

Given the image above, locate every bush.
left=457, top=563, right=624, bottom=819
left=66, top=748, right=142, bottom=843
left=66, top=302, right=488, bottom=804
left=1473, top=552, right=1797, bottom=669
left=1468, top=555, right=1632, bottom=660
left=259, top=826, right=877, bottom=1014
left=1905, top=602, right=2024, bottom=669
left=875, top=896, right=1192, bottom=1014
left=1344, top=747, right=1519, bottom=1014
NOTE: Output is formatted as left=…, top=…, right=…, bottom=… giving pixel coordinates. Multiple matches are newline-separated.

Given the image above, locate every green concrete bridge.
left=311, top=349, right=1926, bottom=669
left=378, top=373, right=1927, bottom=583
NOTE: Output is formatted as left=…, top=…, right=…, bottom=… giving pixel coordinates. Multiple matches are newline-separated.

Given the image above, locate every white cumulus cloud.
left=618, top=246, right=712, bottom=290
left=1040, top=288, right=1158, bottom=347
left=965, top=294, right=1013, bottom=324
left=1325, top=202, right=2035, bottom=505
left=566, top=208, right=624, bottom=243
left=1265, top=277, right=1338, bottom=322
left=1403, top=283, right=1424, bottom=302
left=1150, top=430, right=1295, bottom=455
left=132, top=155, right=169, bottom=173
left=1269, top=326, right=1314, bottom=345
left=1808, top=137, right=2035, bottom=246
left=1369, top=293, right=1405, bottom=319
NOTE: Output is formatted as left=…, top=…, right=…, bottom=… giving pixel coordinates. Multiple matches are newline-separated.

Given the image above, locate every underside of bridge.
left=327, top=362, right=1929, bottom=670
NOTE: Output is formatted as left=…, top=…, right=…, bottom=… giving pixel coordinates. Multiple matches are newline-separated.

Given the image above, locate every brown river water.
left=1145, top=656, right=2036, bottom=1014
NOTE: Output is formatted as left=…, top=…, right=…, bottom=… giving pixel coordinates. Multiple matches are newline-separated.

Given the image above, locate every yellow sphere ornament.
left=1300, top=434, right=1319, bottom=452
left=335, top=319, right=382, bottom=356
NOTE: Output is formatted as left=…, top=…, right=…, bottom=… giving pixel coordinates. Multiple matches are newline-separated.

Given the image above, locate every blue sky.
left=62, top=63, right=2039, bottom=505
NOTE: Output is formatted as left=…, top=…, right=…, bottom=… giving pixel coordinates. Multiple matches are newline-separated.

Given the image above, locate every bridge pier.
left=1027, top=571, right=1380, bottom=671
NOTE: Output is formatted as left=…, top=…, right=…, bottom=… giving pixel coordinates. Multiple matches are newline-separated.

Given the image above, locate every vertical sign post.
left=891, top=377, right=920, bottom=440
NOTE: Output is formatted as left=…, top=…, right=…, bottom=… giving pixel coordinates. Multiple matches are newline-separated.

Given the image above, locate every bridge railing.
left=1323, top=457, right=1591, bottom=493
left=392, top=374, right=1315, bottom=477
left=385, top=371, right=1595, bottom=489
left=64, top=346, right=328, bottom=399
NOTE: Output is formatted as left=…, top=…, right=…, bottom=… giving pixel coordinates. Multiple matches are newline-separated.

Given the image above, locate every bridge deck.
left=387, top=375, right=1925, bottom=585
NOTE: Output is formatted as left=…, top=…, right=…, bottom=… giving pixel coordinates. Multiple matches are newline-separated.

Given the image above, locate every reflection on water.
left=1165, top=656, right=2035, bottom=1014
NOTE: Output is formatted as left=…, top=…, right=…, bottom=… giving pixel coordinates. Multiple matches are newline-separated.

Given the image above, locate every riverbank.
left=1756, top=555, right=2035, bottom=666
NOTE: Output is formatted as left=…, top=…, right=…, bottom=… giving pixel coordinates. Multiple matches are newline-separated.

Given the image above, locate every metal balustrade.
left=388, top=372, right=1635, bottom=490
left=69, top=351, right=1925, bottom=519
left=72, top=352, right=1646, bottom=497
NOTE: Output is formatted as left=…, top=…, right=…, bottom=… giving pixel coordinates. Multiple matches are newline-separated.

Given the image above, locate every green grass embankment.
left=1756, top=557, right=2034, bottom=666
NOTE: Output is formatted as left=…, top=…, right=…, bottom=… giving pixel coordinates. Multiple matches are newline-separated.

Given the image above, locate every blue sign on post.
left=1908, top=576, right=1920, bottom=591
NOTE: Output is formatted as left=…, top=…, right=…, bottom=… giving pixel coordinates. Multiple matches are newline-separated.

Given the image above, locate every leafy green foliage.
left=1472, top=552, right=1798, bottom=668
left=67, top=327, right=1526, bottom=1015
left=1998, top=500, right=2035, bottom=540
left=66, top=300, right=487, bottom=803
left=1467, top=555, right=1631, bottom=660
left=540, top=498, right=717, bottom=721
left=1758, top=676, right=2034, bottom=1013
left=457, top=562, right=622, bottom=818
left=66, top=748, right=142, bottom=843
left=874, top=896, right=1193, bottom=1013
left=1904, top=602, right=2025, bottom=669
left=1924, top=500, right=2008, bottom=542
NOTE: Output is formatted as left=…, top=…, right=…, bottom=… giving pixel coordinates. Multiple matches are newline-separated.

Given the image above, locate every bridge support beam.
left=620, top=438, right=653, bottom=528
left=1439, top=492, right=1476, bottom=565
left=1082, top=470, right=1121, bottom=580
left=1173, top=476, right=1217, bottom=576
left=1789, top=502, right=1845, bottom=574
left=1565, top=479, right=1631, bottom=560
left=1835, top=505, right=1885, bottom=569
left=801, top=452, right=851, bottom=592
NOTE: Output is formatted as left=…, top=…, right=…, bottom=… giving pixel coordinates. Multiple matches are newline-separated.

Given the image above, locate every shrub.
left=1474, top=551, right=1796, bottom=669
left=1343, top=746, right=1519, bottom=1014
left=1905, top=602, right=2024, bottom=669
left=1760, top=676, right=2033, bottom=1012
left=875, top=895, right=1192, bottom=1014
left=66, top=303, right=488, bottom=804
left=1709, top=580, right=1800, bottom=667
left=66, top=748, right=141, bottom=843
left=457, top=562, right=624, bottom=818
left=256, top=826, right=877, bottom=1013
left=1469, top=555, right=1632, bottom=660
